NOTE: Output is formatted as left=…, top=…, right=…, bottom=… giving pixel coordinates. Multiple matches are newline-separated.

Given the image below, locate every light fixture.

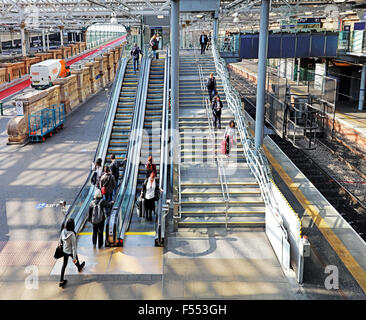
left=196, top=14, right=203, bottom=18
left=157, top=15, right=164, bottom=19
left=304, top=12, right=312, bottom=16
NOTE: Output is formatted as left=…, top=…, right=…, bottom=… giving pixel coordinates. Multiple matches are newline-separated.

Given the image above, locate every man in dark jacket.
left=88, top=189, right=114, bottom=248
left=150, top=35, right=159, bottom=59
left=212, top=95, right=223, bottom=129
left=100, top=166, right=116, bottom=202
left=110, top=154, right=127, bottom=198
left=207, top=73, right=217, bottom=103
left=131, top=43, right=142, bottom=73
left=199, top=32, right=208, bottom=55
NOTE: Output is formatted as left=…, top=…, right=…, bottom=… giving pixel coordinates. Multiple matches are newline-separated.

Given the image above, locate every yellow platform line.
left=335, top=112, right=366, bottom=133
left=77, top=232, right=105, bottom=236
left=263, top=143, right=366, bottom=294
left=125, top=231, right=156, bottom=236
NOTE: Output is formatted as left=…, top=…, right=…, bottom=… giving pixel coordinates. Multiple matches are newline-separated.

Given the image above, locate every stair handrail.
left=211, top=40, right=285, bottom=231
left=198, top=63, right=230, bottom=229
left=155, top=47, right=170, bottom=246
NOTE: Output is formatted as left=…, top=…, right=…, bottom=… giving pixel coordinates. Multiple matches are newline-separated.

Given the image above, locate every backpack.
left=91, top=201, right=104, bottom=224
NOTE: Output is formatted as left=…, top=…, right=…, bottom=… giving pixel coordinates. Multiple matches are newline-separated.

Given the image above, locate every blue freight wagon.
left=28, top=104, right=65, bottom=142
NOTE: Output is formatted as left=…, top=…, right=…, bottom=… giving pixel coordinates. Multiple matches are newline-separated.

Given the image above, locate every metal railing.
left=155, top=46, right=170, bottom=246
left=211, top=40, right=286, bottom=234
left=197, top=63, right=230, bottom=230
left=61, top=43, right=128, bottom=233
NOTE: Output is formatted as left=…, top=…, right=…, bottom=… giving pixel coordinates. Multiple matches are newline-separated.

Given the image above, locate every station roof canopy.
left=0, top=0, right=365, bottom=31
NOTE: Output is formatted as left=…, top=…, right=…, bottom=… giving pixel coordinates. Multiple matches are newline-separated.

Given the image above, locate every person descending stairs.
left=177, top=52, right=265, bottom=228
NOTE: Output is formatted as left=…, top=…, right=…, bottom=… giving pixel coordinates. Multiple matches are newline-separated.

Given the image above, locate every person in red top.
left=145, top=156, right=157, bottom=178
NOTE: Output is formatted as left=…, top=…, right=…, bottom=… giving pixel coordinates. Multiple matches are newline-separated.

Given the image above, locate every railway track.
left=229, top=70, right=366, bottom=241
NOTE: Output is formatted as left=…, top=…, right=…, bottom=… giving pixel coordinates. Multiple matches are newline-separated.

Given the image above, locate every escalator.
left=124, top=59, right=165, bottom=247
left=105, top=60, right=139, bottom=176
left=106, top=49, right=170, bottom=247
left=77, top=59, right=140, bottom=237
left=60, top=53, right=140, bottom=236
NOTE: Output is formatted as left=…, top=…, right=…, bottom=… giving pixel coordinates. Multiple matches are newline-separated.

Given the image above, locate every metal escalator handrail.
left=61, top=45, right=128, bottom=233
left=197, top=63, right=230, bottom=229
left=155, top=46, right=170, bottom=245
left=211, top=40, right=286, bottom=232
left=114, top=53, right=152, bottom=242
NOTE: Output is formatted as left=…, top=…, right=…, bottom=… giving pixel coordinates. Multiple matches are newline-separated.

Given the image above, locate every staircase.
left=177, top=52, right=265, bottom=228
left=105, top=59, right=139, bottom=182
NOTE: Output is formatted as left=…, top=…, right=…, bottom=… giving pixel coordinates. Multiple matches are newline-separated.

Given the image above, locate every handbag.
left=91, top=171, right=97, bottom=185
left=154, top=187, right=161, bottom=201
left=54, top=241, right=64, bottom=259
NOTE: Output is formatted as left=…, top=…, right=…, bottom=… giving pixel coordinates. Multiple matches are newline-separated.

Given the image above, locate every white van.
left=30, top=59, right=70, bottom=89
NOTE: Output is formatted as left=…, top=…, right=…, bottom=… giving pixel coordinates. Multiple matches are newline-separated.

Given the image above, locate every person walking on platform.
left=131, top=43, right=142, bottom=74
left=224, top=120, right=236, bottom=157
left=207, top=73, right=217, bottom=103
left=91, top=158, right=103, bottom=189
left=145, top=155, right=157, bottom=178
left=88, top=189, right=114, bottom=249
left=110, top=154, right=127, bottom=198
left=212, top=95, right=223, bottom=129
left=150, top=34, right=159, bottom=60
left=199, top=32, right=208, bottom=55
left=100, top=166, right=116, bottom=202
left=58, top=218, right=85, bottom=288
left=141, top=172, right=163, bottom=221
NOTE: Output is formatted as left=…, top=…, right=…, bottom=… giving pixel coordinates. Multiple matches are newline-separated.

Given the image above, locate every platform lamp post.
left=359, top=64, right=366, bottom=111
left=255, top=0, right=270, bottom=149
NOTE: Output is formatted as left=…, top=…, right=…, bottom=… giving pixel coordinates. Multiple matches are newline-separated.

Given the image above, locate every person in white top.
left=224, top=120, right=236, bottom=157
left=91, top=158, right=103, bottom=188
left=141, top=172, right=163, bottom=221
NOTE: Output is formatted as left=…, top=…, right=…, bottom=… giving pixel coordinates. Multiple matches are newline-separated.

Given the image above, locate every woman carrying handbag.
left=57, top=218, right=85, bottom=288
left=223, top=120, right=236, bottom=158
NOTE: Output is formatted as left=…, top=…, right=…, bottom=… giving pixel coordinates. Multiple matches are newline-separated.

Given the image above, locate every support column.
left=213, top=11, right=219, bottom=42
left=20, top=23, right=26, bottom=57
left=297, top=58, right=301, bottom=85
left=170, top=0, right=179, bottom=190
left=359, top=64, right=366, bottom=111
left=46, top=31, right=50, bottom=51
left=42, top=29, right=46, bottom=52
left=255, top=0, right=269, bottom=149
left=59, top=26, right=64, bottom=46
left=25, top=31, right=31, bottom=54
left=10, top=29, right=14, bottom=48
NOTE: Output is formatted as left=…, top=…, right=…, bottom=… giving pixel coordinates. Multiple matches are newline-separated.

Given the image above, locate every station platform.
left=228, top=59, right=366, bottom=155
left=0, top=51, right=365, bottom=300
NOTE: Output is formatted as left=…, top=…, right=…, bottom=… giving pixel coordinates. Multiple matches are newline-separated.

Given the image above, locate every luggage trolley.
left=50, top=104, right=65, bottom=132
left=28, top=104, right=65, bottom=142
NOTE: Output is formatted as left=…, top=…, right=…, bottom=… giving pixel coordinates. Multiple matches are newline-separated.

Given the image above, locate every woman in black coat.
left=212, top=95, right=223, bottom=129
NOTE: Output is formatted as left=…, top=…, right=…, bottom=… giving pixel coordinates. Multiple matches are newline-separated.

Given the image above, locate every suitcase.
left=221, top=138, right=227, bottom=155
